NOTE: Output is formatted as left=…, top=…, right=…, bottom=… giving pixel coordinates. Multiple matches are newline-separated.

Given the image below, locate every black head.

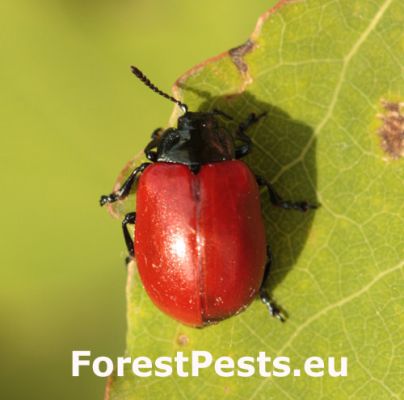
left=131, top=66, right=235, bottom=169
left=156, top=111, right=235, bottom=167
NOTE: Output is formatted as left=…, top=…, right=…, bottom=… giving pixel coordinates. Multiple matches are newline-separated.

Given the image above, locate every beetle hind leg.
left=122, top=212, right=136, bottom=262
left=260, top=245, right=286, bottom=322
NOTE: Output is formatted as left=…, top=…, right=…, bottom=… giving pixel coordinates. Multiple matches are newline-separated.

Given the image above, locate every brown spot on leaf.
left=378, top=100, right=404, bottom=159
left=177, top=334, right=189, bottom=347
left=229, top=39, right=254, bottom=74
left=229, top=39, right=255, bottom=92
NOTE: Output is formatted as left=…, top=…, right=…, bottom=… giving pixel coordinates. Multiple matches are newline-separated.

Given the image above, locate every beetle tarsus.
left=99, top=193, right=118, bottom=206
left=99, top=162, right=151, bottom=206
left=260, top=289, right=286, bottom=322
left=125, top=255, right=134, bottom=266
left=256, top=175, right=318, bottom=212
left=260, top=245, right=286, bottom=322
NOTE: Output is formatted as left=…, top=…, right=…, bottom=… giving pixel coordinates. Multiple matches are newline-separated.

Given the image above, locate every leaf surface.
left=106, top=1, right=404, bottom=398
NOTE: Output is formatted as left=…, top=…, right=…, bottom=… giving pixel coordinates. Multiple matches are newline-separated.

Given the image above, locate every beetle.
left=100, top=66, right=316, bottom=327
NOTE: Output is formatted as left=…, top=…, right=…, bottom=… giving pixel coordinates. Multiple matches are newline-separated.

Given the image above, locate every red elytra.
left=134, top=161, right=267, bottom=327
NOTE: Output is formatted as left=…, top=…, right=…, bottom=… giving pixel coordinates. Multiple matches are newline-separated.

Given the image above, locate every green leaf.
left=106, top=1, right=404, bottom=398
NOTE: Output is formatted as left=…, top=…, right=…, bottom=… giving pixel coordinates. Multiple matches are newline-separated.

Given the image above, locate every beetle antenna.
left=131, top=66, right=188, bottom=113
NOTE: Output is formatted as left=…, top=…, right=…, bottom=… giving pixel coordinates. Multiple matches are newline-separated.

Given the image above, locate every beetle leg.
left=99, top=162, right=151, bottom=206
left=213, top=108, right=234, bottom=120
left=150, top=127, right=163, bottom=140
left=256, top=175, right=318, bottom=212
left=260, top=246, right=286, bottom=322
left=235, top=112, right=267, bottom=159
left=122, top=212, right=136, bottom=258
left=144, top=128, right=163, bottom=162
left=260, top=291, right=286, bottom=322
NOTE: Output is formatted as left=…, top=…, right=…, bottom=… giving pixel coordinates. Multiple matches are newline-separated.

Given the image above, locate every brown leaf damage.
left=229, top=39, right=255, bottom=90
left=378, top=100, right=404, bottom=159
left=171, top=0, right=292, bottom=106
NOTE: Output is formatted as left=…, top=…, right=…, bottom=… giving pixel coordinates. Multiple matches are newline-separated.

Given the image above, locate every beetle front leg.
left=144, top=128, right=163, bottom=161
left=99, top=162, right=151, bottom=206
left=256, top=175, right=318, bottom=212
left=260, top=245, right=286, bottom=322
left=122, top=212, right=136, bottom=260
left=235, top=112, right=266, bottom=159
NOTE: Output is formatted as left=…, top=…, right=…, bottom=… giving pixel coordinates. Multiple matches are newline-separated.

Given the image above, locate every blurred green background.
left=0, top=0, right=276, bottom=398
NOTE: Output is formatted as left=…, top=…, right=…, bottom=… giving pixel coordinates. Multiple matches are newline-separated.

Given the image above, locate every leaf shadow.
left=193, top=89, right=317, bottom=300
